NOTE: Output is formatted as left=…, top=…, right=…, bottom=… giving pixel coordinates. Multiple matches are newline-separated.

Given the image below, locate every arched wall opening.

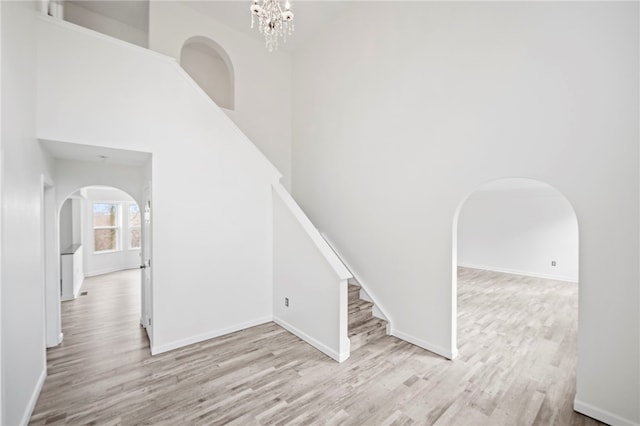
left=180, top=36, right=235, bottom=110
left=451, top=177, right=579, bottom=393
left=58, top=186, right=142, bottom=300
left=53, top=184, right=150, bottom=349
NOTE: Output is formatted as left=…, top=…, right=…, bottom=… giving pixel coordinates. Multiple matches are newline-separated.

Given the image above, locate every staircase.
left=348, top=284, right=387, bottom=351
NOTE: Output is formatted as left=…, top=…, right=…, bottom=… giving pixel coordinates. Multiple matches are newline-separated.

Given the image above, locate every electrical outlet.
left=551, top=261, right=557, bottom=267
left=285, top=297, right=289, bottom=307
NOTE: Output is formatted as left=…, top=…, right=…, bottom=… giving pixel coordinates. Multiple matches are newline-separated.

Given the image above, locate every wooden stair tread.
left=348, top=298, right=373, bottom=312
left=347, top=283, right=387, bottom=351
left=349, top=315, right=385, bottom=335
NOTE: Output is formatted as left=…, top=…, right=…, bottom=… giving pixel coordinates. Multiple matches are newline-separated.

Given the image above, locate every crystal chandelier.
left=250, top=0, right=294, bottom=52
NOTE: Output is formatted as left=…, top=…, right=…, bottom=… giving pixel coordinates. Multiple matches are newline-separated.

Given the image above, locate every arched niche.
left=180, top=36, right=235, bottom=110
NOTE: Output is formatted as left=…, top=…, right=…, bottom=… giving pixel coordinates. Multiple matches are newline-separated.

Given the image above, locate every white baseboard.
left=273, top=316, right=349, bottom=363
left=151, top=316, right=272, bottom=355
left=19, top=366, right=47, bottom=426
left=574, top=399, right=639, bottom=426
left=60, top=293, right=75, bottom=302
left=458, top=263, right=578, bottom=283
left=390, top=328, right=457, bottom=360
left=85, top=265, right=139, bottom=278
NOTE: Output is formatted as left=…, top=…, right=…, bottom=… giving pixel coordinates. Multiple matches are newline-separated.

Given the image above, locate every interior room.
left=1, top=1, right=638, bottom=425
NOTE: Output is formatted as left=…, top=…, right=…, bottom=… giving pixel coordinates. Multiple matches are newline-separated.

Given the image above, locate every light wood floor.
left=30, top=268, right=603, bottom=425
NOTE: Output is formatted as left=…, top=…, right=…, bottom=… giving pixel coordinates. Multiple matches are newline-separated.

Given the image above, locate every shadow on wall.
left=180, top=36, right=235, bottom=110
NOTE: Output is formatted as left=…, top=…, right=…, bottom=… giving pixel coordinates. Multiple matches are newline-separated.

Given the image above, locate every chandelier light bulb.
left=249, top=0, right=295, bottom=52
left=250, top=1, right=261, bottom=15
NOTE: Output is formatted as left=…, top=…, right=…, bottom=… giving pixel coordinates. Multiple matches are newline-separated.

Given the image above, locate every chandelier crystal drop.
left=250, top=0, right=294, bottom=52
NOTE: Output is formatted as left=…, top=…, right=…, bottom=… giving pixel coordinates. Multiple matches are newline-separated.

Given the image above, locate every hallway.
left=30, top=269, right=600, bottom=425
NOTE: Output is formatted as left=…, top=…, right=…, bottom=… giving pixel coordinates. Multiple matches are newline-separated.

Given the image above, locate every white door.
left=141, top=187, right=152, bottom=344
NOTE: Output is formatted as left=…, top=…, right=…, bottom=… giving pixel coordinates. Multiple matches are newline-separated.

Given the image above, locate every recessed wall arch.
left=180, top=36, right=235, bottom=110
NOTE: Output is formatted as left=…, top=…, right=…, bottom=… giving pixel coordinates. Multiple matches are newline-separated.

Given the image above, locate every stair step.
left=349, top=316, right=387, bottom=351
left=348, top=300, right=373, bottom=326
left=348, top=284, right=360, bottom=302
left=347, top=283, right=388, bottom=351
left=348, top=298, right=373, bottom=313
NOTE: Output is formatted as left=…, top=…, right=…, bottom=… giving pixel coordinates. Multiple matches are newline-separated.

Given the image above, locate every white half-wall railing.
left=272, top=183, right=353, bottom=362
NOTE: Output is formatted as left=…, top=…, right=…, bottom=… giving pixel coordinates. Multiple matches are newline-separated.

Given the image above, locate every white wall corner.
left=574, top=399, right=640, bottom=426
left=19, top=367, right=46, bottom=426
left=60, top=293, right=75, bottom=302
left=390, top=328, right=457, bottom=360
left=150, top=316, right=273, bottom=356
left=72, top=277, right=84, bottom=299
left=274, top=316, right=347, bottom=363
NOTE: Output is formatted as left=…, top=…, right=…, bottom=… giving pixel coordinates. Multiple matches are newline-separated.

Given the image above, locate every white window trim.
left=92, top=201, right=122, bottom=254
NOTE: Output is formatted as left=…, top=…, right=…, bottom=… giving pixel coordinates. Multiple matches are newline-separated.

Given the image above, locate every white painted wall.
left=1, top=2, right=52, bottom=424
left=54, top=158, right=146, bottom=208
left=0, top=3, right=4, bottom=420
left=458, top=181, right=579, bottom=282
left=63, top=1, right=148, bottom=48
left=291, top=2, right=638, bottom=424
left=60, top=246, right=82, bottom=300
left=82, top=186, right=141, bottom=277
left=37, top=18, right=281, bottom=355
left=148, top=1, right=292, bottom=190
left=272, top=184, right=351, bottom=362
left=59, top=198, right=73, bottom=250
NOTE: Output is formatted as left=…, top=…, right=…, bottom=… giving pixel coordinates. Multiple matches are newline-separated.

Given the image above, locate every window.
left=128, top=203, right=141, bottom=249
left=93, top=203, right=119, bottom=252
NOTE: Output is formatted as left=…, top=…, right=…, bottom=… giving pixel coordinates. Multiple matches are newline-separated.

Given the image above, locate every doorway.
left=39, top=139, right=153, bottom=352
left=57, top=186, right=147, bottom=340
left=452, top=178, right=580, bottom=422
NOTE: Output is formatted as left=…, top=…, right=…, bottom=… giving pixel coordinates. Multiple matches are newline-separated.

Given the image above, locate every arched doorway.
left=452, top=178, right=580, bottom=418
left=55, top=185, right=149, bottom=348
left=58, top=186, right=142, bottom=299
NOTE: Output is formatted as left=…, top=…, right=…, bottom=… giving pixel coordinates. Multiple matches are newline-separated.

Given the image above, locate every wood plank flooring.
left=30, top=268, right=603, bottom=425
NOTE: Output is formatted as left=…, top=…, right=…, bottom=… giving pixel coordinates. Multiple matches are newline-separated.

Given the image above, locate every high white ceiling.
left=66, top=0, right=351, bottom=52
left=40, top=139, right=151, bottom=166
left=184, top=1, right=352, bottom=52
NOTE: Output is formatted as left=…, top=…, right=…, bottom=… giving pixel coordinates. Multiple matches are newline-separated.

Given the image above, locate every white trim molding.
left=458, top=263, right=578, bottom=283
left=574, top=399, right=640, bottom=426
left=274, top=317, right=349, bottom=363
left=390, top=328, right=458, bottom=360
left=150, top=316, right=272, bottom=356
left=84, top=265, right=139, bottom=278
left=19, top=367, right=46, bottom=426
